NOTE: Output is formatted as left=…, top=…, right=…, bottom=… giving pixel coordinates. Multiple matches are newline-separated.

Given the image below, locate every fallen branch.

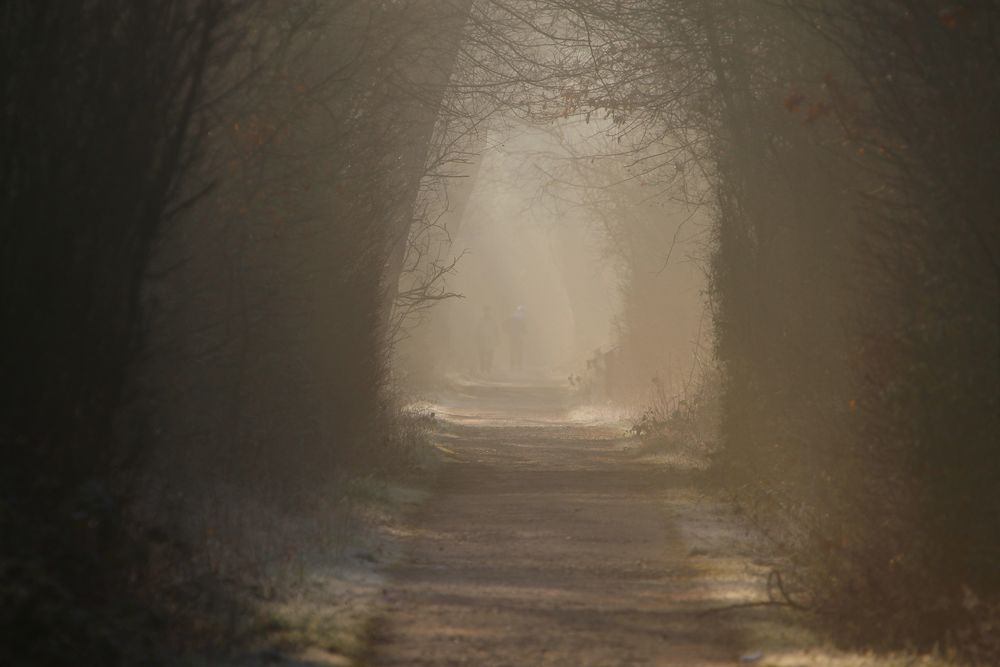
left=698, top=569, right=811, bottom=617
left=697, top=599, right=799, bottom=617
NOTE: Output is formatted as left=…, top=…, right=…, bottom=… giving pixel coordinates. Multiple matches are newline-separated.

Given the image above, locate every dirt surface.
left=365, top=379, right=765, bottom=667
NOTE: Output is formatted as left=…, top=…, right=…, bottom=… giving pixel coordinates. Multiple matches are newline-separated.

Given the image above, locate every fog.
left=399, top=120, right=709, bottom=403
left=401, top=124, right=616, bottom=380
left=4, top=2, right=999, bottom=665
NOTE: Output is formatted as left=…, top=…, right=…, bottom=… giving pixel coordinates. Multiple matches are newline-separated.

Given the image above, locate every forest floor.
left=219, top=377, right=949, bottom=667
left=360, top=377, right=947, bottom=667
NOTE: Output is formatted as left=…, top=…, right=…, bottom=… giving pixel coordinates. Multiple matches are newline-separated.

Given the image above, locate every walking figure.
left=504, top=305, right=526, bottom=370
left=476, top=306, right=499, bottom=375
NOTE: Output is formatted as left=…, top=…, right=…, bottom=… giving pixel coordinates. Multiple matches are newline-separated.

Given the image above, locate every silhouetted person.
left=476, top=306, right=499, bottom=375
left=504, top=305, right=526, bottom=370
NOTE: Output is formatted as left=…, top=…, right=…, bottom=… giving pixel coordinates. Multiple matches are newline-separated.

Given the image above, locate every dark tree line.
left=698, top=2, right=1000, bottom=654
left=1, top=2, right=242, bottom=662
left=148, top=0, right=471, bottom=501
left=1, top=1, right=472, bottom=663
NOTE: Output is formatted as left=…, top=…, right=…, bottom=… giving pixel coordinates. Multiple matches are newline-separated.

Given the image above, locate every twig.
left=699, top=569, right=810, bottom=616
left=767, top=569, right=810, bottom=611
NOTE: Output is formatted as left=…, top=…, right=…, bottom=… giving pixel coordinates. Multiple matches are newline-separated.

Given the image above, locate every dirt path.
left=365, top=380, right=764, bottom=667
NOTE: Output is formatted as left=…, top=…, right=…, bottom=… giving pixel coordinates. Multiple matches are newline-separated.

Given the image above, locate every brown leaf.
left=784, top=92, right=806, bottom=112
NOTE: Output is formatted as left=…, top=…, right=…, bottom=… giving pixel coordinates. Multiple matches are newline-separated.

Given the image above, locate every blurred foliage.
left=696, top=1, right=1000, bottom=657
left=1, top=0, right=467, bottom=662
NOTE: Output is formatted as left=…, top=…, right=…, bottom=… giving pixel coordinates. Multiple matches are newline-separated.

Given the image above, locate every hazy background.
left=398, top=120, right=709, bottom=400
